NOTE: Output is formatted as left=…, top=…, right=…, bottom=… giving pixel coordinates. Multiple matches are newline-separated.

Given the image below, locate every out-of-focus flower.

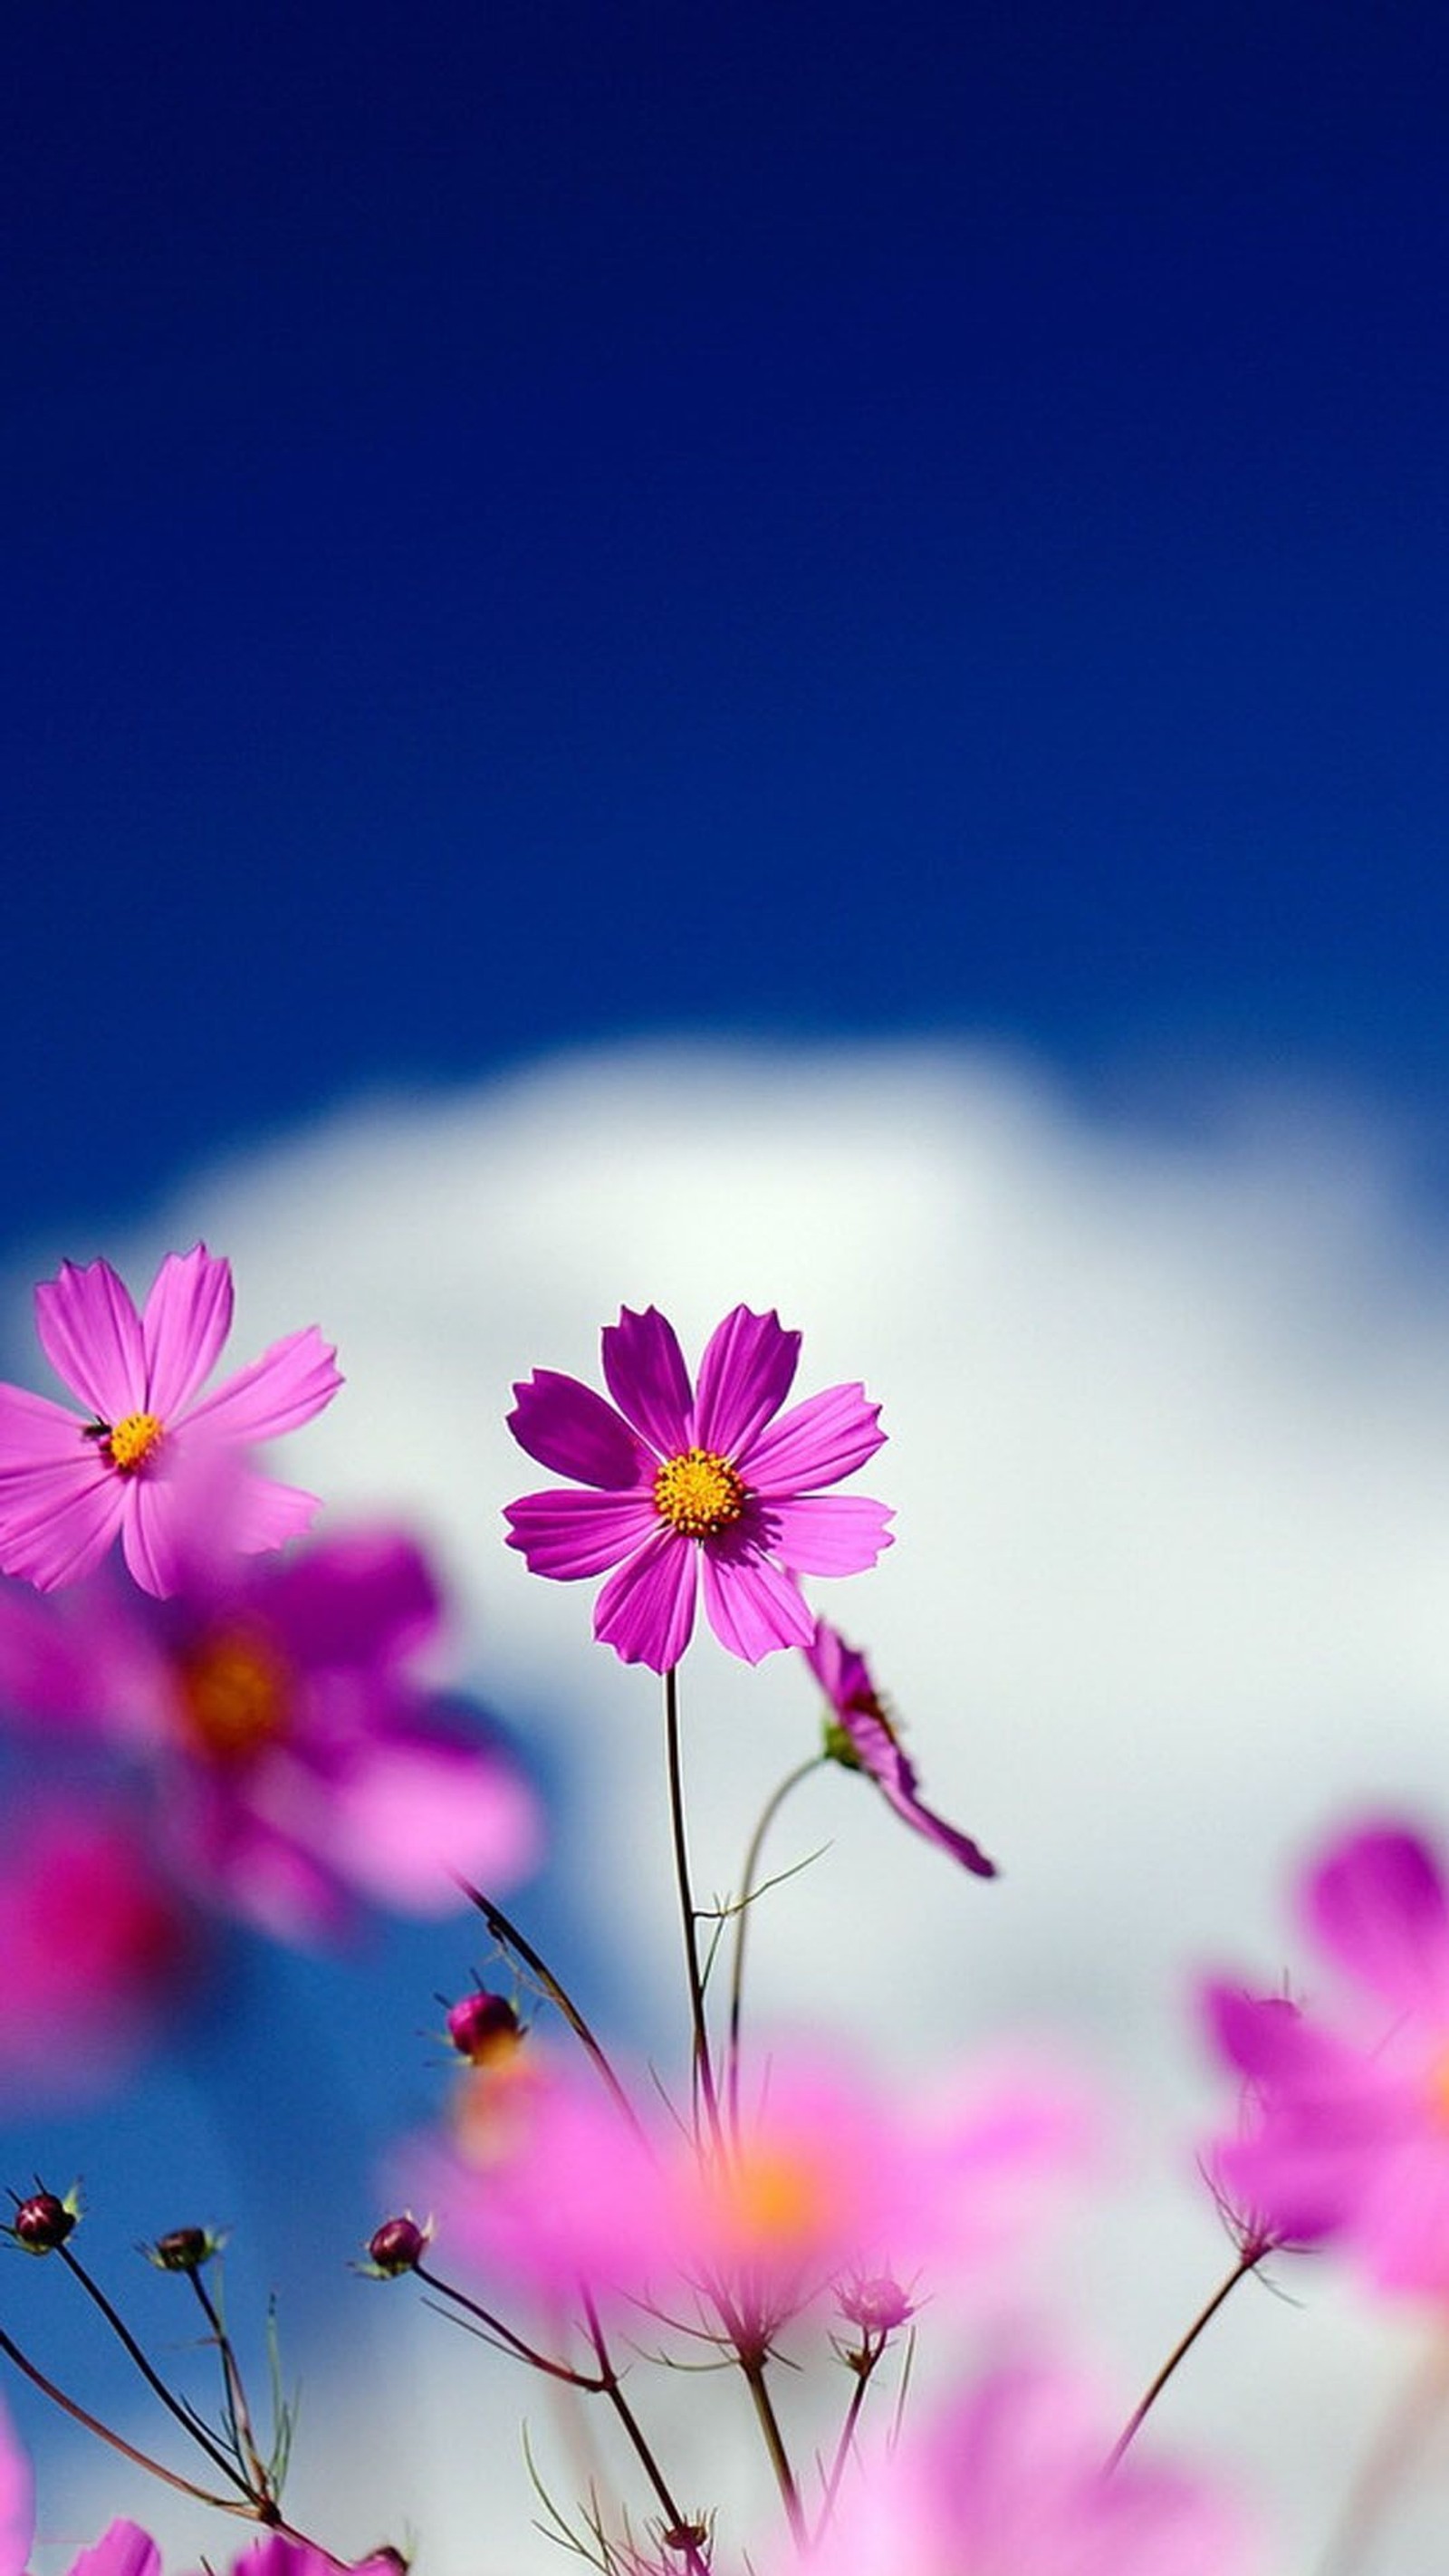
left=1204, top=1819, right=1449, bottom=2298
left=0, top=1801, right=196, bottom=2102
left=0, top=1530, right=540, bottom=1943
left=805, top=1618, right=997, bottom=1879
left=0, top=1246, right=341, bottom=1597
left=793, top=2360, right=1258, bottom=2576
left=505, top=1304, right=891, bottom=1670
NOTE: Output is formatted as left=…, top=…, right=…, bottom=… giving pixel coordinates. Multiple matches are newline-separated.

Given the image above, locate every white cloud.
left=39, top=1041, right=1449, bottom=2573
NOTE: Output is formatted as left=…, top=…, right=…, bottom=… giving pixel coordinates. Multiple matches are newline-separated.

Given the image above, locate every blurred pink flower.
left=0, top=1798, right=197, bottom=2101
left=0, top=1530, right=541, bottom=1943
left=1205, top=1820, right=1449, bottom=2297
left=504, top=1305, right=891, bottom=1669
left=0, top=1246, right=341, bottom=1597
left=796, top=2360, right=1257, bottom=2576
left=805, top=1618, right=997, bottom=1879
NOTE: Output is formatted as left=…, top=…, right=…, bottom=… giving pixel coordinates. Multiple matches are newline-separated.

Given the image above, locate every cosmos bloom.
left=793, top=2360, right=1257, bottom=2576
left=0, top=1797, right=197, bottom=2100
left=504, top=1304, right=891, bottom=1670
left=0, top=1245, right=341, bottom=1598
left=805, top=1618, right=997, bottom=1879
left=0, top=1530, right=541, bottom=1943
left=1204, top=1821, right=1449, bottom=2296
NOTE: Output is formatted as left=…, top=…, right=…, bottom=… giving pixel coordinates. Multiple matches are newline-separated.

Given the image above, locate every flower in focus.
left=793, top=2360, right=1258, bottom=2576
left=505, top=1305, right=891, bottom=1670
left=0, top=1529, right=541, bottom=1943
left=0, top=1245, right=341, bottom=1597
left=0, top=1797, right=197, bottom=2101
left=806, top=1618, right=997, bottom=1879
left=1204, top=1819, right=1449, bottom=2298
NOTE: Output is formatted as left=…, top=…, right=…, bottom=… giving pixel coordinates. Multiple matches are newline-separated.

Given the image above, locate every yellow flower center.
left=1427, top=2050, right=1449, bottom=2128
left=724, top=2146, right=820, bottom=2246
left=177, top=1628, right=289, bottom=1764
left=652, top=1447, right=746, bottom=1538
left=106, top=1412, right=165, bottom=1475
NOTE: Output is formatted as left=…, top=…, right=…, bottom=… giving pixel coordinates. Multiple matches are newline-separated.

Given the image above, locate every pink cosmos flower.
left=0, top=1797, right=197, bottom=2100
left=0, top=1530, right=541, bottom=1943
left=805, top=1618, right=997, bottom=1879
left=793, top=2360, right=1258, bottom=2576
left=504, top=1305, right=892, bottom=1669
left=0, top=1245, right=341, bottom=1597
left=1204, top=1820, right=1449, bottom=2297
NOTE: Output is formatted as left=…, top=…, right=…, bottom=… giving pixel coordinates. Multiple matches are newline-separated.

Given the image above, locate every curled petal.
left=765, top=1493, right=893, bottom=1574
left=600, top=1306, right=694, bottom=1455
left=694, top=1307, right=801, bottom=1457
left=34, top=1259, right=144, bottom=1421
left=742, top=1380, right=886, bottom=1493
left=700, top=1534, right=813, bottom=1661
left=505, top=1489, right=658, bottom=1578
left=179, top=1326, right=342, bottom=1444
left=594, top=1528, right=698, bottom=1670
left=141, top=1245, right=235, bottom=1417
left=225, top=1472, right=324, bottom=1554
left=508, top=1370, right=649, bottom=1488
left=1303, top=1825, right=1449, bottom=2023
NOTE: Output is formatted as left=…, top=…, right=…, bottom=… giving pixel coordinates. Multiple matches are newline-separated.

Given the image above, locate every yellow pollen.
left=719, top=2146, right=823, bottom=2250
left=106, top=1412, right=164, bottom=1475
left=653, top=1447, right=746, bottom=1538
left=177, top=1628, right=289, bottom=1765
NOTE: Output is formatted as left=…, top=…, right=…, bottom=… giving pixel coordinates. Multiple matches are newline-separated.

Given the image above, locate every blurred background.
left=5, top=2, right=1449, bottom=2567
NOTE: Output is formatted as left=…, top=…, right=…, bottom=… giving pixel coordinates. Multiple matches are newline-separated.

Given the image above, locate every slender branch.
left=725, top=1755, right=825, bottom=2128
left=663, top=1665, right=722, bottom=2144
left=415, top=2261, right=607, bottom=2389
left=581, top=2292, right=711, bottom=2576
left=460, top=1884, right=648, bottom=2142
left=188, top=2268, right=272, bottom=2498
left=816, top=2339, right=885, bottom=2533
left=0, top=2323, right=239, bottom=2512
left=737, top=2348, right=805, bottom=2543
left=1107, top=2243, right=1267, bottom=2470
left=56, top=2244, right=254, bottom=2497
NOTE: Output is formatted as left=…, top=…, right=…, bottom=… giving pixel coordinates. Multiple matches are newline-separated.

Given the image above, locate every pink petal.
left=508, top=1370, right=650, bottom=1487
left=225, top=1470, right=324, bottom=1553
left=594, top=1528, right=698, bottom=1670
left=693, top=1307, right=800, bottom=1457
left=765, top=1494, right=894, bottom=1573
left=0, top=1579, right=113, bottom=1729
left=741, top=1380, right=886, bottom=1493
left=33, top=1258, right=144, bottom=1421
left=1203, top=1982, right=1358, bottom=2092
left=63, top=2525, right=160, bottom=2576
left=264, top=1527, right=442, bottom=1668
left=1303, top=1824, right=1449, bottom=2022
left=323, top=1738, right=542, bottom=1911
left=877, top=1773, right=997, bottom=1878
left=700, top=1536, right=813, bottom=1661
left=0, top=1381, right=91, bottom=1464
left=505, top=1488, right=658, bottom=1578
left=178, top=1325, right=341, bottom=1444
left=1358, top=2131, right=1449, bottom=2295
left=600, top=1307, right=693, bottom=1455
left=0, top=1466, right=125, bottom=1591
left=140, top=1244, right=235, bottom=1417
left=0, top=2392, right=32, bottom=2576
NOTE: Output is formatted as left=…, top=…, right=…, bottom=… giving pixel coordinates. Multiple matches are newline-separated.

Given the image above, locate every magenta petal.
left=505, top=1488, right=658, bottom=1578
left=766, top=1494, right=894, bottom=1574
left=508, top=1370, right=650, bottom=1488
left=65, top=2523, right=161, bottom=2576
left=140, top=1245, right=234, bottom=1417
left=700, top=1538, right=813, bottom=1661
left=693, top=1307, right=801, bottom=1457
left=264, top=1528, right=442, bottom=1667
left=0, top=1382, right=92, bottom=1465
left=0, top=2391, right=32, bottom=2576
left=178, top=1326, right=342, bottom=1444
left=594, top=1528, right=698, bottom=1670
left=0, top=1466, right=125, bottom=1591
left=225, top=1471, right=323, bottom=1553
left=1303, top=1824, right=1449, bottom=2020
left=34, top=1259, right=145, bottom=1421
left=600, top=1307, right=694, bottom=1455
left=323, top=1737, right=542, bottom=1911
left=741, top=1381, right=886, bottom=1493
left=878, top=1773, right=997, bottom=1878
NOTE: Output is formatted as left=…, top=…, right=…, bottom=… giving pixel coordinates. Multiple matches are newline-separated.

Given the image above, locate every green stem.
left=725, top=1754, right=826, bottom=2129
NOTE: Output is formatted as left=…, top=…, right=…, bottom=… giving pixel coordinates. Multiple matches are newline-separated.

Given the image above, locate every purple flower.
left=0, top=1796, right=197, bottom=2102
left=0, top=1245, right=341, bottom=1597
left=806, top=1619, right=997, bottom=1879
left=504, top=1305, right=892, bottom=1671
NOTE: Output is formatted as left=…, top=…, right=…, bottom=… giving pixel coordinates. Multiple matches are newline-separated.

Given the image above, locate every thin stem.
left=0, top=2323, right=240, bottom=2513
left=415, top=2262, right=606, bottom=2389
left=1107, top=2243, right=1266, bottom=2470
left=581, top=2293, right=711, bottom=2576
left=56, top=2243, right=255, bottom=2499
left=816, top=2340, right=885, bottom=2533
left=462, top=1885, right=649, bottom=2143
left=188, top=2268, right=271, bottom=2497
left=725, top=1754, right=825, bottom=2128
left=663, top=1664, right=722, bottom=2144
left=737, top=2348, right=805, bottom=2544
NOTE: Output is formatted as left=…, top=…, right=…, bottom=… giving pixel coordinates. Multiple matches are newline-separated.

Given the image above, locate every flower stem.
left=462, top=1883, right=648, bottom=2143
left=415, top=2261, right=608, bottom=2389
left=581, top=2293, right=711, bottom=2576
left=1107, top=2242, right=1267, bottom=2470
left=725, top=1754, right=825, bottom=2129
left=816, top=2337, right=885, bottom=2533
left=664, top=1664, right=723, bottom=2145
left=56, top=2241, right=256, bottom=2499
left=737, top=2347, right=805, bottom=2544
left=187, top=2267, right=272, bottom=2498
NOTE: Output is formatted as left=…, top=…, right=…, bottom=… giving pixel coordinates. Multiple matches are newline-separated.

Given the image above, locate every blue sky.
left=7, top=0, right=1449, bottom=1247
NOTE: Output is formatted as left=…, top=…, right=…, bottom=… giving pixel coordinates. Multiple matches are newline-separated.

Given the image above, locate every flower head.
left=0, top=1246, right=341, bottom=1597
left=504, top=1305, right=892, bottom=1670
left=806, top=1619, right=997, bottom=1879
left=0, top=1800, right=196, bottom=2101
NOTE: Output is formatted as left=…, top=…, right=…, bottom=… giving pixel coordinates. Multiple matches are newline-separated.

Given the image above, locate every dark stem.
left=581, top=2292, right=712, bottom=2576
left=188, top=2267, right=271, bottom=2497
left=816, top=2339, right=884, bottom=2533
left=462, top=1884, right=649, bottom=2143
left=1107, top=2243, right=1267, bottom=2470
left=725, top=1755, right=826, bottom=2129
left=737, top=2346, right=805, bottom=2543
left=0, top=2322, right=239, bottom=2512
left=663, top=1664, right=723, bottom=2143
left=56, top=2243, right=255, bottom=2498
left=415, top=2261, right=606, bottom=2389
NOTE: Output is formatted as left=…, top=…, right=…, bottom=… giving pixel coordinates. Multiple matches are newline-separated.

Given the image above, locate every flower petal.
left=178, top=1326, right=342, bottom=1444
left=65, top=2523, right=161, bottom=2576
left=1303, top=1824, right=1449, bottom=2022
left=120, top=1480, right=179, bottom=1598
left=600, top=1307, right=693, bottom=1455
left=140, top=1245, right=235, bottom=1417
left=226, top=1471, right=324, bottom=1553
left=875, top=1771, right=997, bottom=1879
left=0, top=1464, right=126, bottom=1591
left=505, top=1488, right=658, bottom=1578
left=765, top=1494, right=894, bottom=1574
left=0, top=2389, right=32, bottom=2576
left=741, top=1381, right=886, bottom=1493
left=700, top=1534, right=813, bottom=1661
left=594, top=1528, right=698, bottom=1670
left=34, top=1259, right=145, bottom=1421
left=508, top=1370, right=650, bottom=1488
left=0, top=1381, right=91, bottom=1466
left=264, top=1528, right=443, bottom=1668
left=693, top=1307, right=801, bottom=1457
left=321, top=1735, right=542, bottom=1912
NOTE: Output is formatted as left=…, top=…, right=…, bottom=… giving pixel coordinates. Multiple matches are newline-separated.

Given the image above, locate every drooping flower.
left=0, top=1796, right=197, bottom=2100
left=805, top=1618, right=997, bottom=1879
left=0, top=1245, right=341, bottom=1597
left=504, top=1305, right=891, bottom=1670
left=1204, top=1819, right=1449, bottom=2298
left=0, top=1529, right=541, bottom=1943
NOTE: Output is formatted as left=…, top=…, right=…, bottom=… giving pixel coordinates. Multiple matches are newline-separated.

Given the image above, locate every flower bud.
left=12, top=2191, right=77, bottom=2254
left=149, top=2225, right=216, bottom=2272
left=366, top=2214, right=431, bottom=2276
left=446, top=1988, right=522, bottom=2067
left=838, top=2272, right=914, bottom=2334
